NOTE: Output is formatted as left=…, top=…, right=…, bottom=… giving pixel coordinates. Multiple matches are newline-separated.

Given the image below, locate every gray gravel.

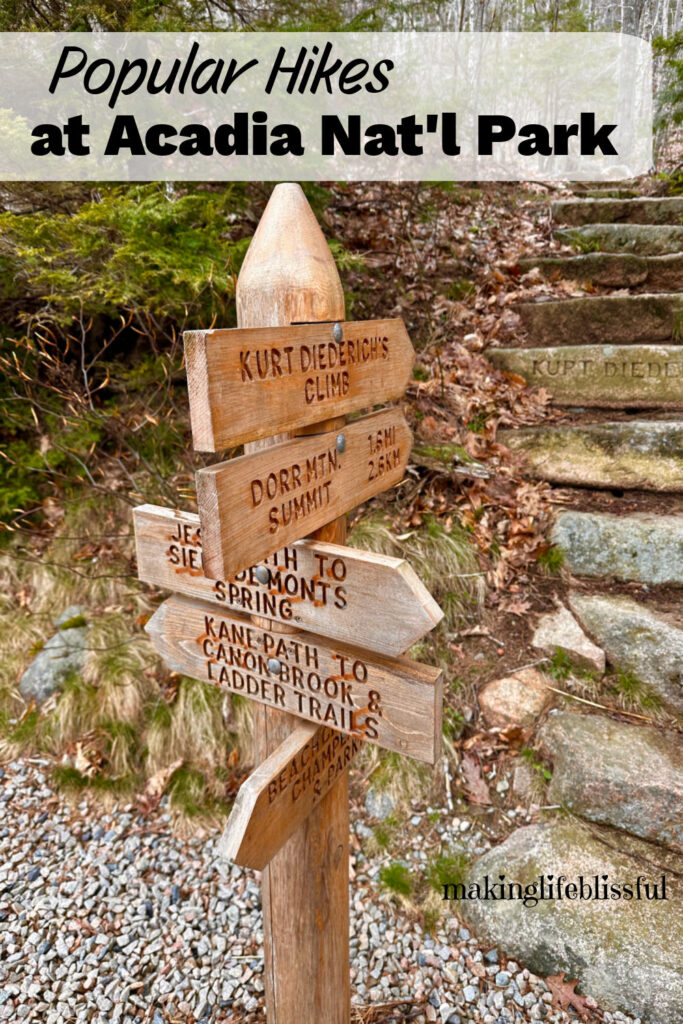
left=0, top=759, right=639, bottom=1024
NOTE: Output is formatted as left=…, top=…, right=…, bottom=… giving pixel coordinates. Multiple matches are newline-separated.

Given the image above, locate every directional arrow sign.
left=146, top=595, right=443, bottom=764
left=196, top=407, right=412, bottom=579
left=133, top=505, right=443, bottom=657
left=218, top=724, right=362, bottom=871
left=185, top=318, right=414, bottom=451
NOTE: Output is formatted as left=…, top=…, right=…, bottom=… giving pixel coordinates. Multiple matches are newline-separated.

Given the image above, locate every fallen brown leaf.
left=460, top=753, right=491, bottom=805
left=137, top=758, right=183, bottom=814
left=545, top=972, right=592, bottom=1019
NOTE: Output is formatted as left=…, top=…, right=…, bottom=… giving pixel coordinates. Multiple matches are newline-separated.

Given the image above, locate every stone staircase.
left=462, top=192, right=683, bottom=1024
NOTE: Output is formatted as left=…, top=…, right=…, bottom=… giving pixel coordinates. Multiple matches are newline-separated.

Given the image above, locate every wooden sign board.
left=146, top=595, right=443, bottom=764
left=133, top=505, right=443, bottom=657
left=218, top=723, right=362, bottom=871
left=197, top=407, right=412, bottom=580
left=185, top=318, right=414, bottom=451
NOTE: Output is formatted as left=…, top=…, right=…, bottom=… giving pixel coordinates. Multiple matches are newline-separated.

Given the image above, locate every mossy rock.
left=552, top=510, right=683, bottom=585
left=518, top=252, right=683, bottom=291
left=556, top=224, right=683, bottom=256
left=552, top=196, right=683, bottom=227
left=411, top=443, right=489, bottom=479
left=516, top=293, right=683, bottom=346
left=539, top=711, right=683, bottom=849
left=461, top=820, right=682, bottom=1024
left=489, top=344, right=683, bottom=408
left=499, top=420, right=683, bottom=492
left=570, top=592, right=683, bottom=715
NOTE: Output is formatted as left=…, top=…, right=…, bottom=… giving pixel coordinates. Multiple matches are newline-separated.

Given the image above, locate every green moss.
left=52, top=764, right=88, bottom=792
left=444, top=279, right=475, bottom=301
left=380, top=862, right=413, bottom=897
left=58, top=615, right=87, bottom=631
left=427, top=850, right=470, bottom=892
left=563, top=230, right=602, bottom=254
left=537, top=545, right=565, bottom=575
left=413, top=442, right=472, bottom=466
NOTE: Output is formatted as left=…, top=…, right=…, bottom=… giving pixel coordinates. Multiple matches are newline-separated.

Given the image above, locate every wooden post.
left=235, top=183, right=350, bottom=1024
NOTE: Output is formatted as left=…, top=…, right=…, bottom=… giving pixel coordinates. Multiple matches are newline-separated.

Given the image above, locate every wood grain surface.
left=184, top=318, right=414, bottom=451
left=233, top=182, right=349, bottom=1024
left=133, top=504, right=442, bottom=656
left=196, top=406, right=412, bottom=579
left=145, top=595, right=443, bottom=764
left=217, top=724, right=362, bottom=871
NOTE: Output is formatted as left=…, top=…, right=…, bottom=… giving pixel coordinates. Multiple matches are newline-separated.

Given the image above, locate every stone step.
left=557, top=223, right=683, bottom=256
left=517, top=294, right=683, bottom=346
left=518, top=252, right=683, bottom=291
left=576, top=188, right=640, bottom=199
left=572, top=178, right=639, bottom=188
left=461, top=820, right=681, bottom=1024
left=552, top=196, right=683, bottom=226
left=539, top=711, right=682, bottom=848
left=552, top=510, right=683, bottom=585
left=489, top=344, right=683, bottom=408
left=570, top=593, right=683, bottom=715
left=498, top=421, right=683, bottom=492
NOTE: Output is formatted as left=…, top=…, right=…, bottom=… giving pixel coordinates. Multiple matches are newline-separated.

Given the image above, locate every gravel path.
left=0, top=759, right=638, bottom=1024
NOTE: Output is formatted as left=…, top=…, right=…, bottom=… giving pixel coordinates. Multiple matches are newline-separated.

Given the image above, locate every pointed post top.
left=236, top=182, right=345, bottom=330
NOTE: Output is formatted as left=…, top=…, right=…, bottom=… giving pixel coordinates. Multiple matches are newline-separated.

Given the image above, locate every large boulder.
left=460, top=820, right=682, bottom=1024
left=19, top=606, right=89, bottom=705
left=532, top=605, right=605, bottom=675
left=499, top=420, right=683, bottom=493
left=538, top=711, right=683, bottom=850
left=569, top=592, right=683, bottom=714
left=552, top=511, right=683, bottom=586
left=488, top=344, right=683, bottom=409
left=517, top=293, right=683, bottom=346
left=556, top=223, right=683, bottom=256
left=552, top=196, right=683, bottom=226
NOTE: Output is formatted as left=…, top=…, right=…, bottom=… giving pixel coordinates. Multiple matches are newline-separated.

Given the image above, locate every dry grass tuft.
left=146, top=676, right=231, bottom=775
left=359, top=746, right=431, bottom=818
left=0, top=493, right=241, bottom=824
left=350, top=513, right=485, bottom=632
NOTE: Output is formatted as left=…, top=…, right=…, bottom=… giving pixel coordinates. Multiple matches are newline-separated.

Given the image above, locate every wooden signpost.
left=216, top=723, right=362, bottom=871
left=133, top=504, right=443, bottom=656
left=145, top=594, right=442, bottom=762
left=134, top=183, right=445, bottom=1024
left=196, top=406, right=412, bottom=579
left=185, top=317, right=414, bottom=450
